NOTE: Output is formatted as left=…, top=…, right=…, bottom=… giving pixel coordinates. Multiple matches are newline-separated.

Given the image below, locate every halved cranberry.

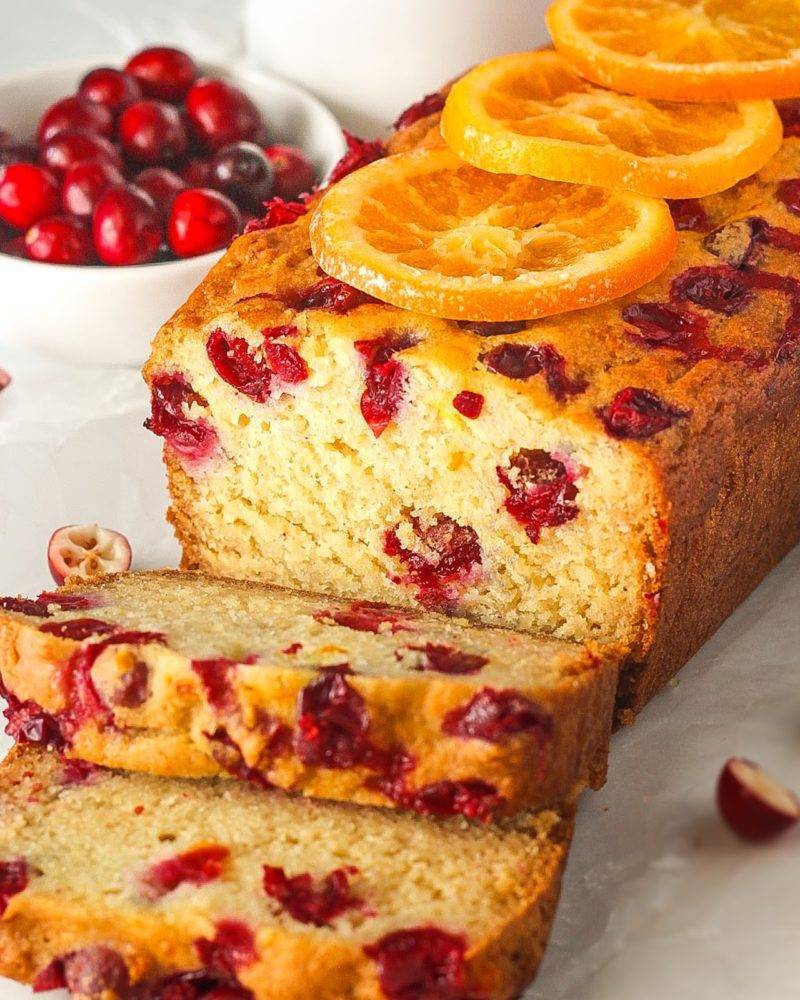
left=119, top=100, right=188, bottom=166
left=457, top=319, right=527, bottom=337
left=364, top=926, right=474, bottom=1000
left=146, top=372, right=219, bottom=464
left=25, top=215, right=93, bottom=265
left=0, top=163, right=59, bottom=230
left=38, top=618, right=116, bottom=640
left=210, top=142, right=274, bottom=214
left=40, top=131, right=123, bottom=176
left=206, top=326, right=307, bottom=401
left=263, top=144, right=316, bottom=200
left=598, top=387, right=689, bottom=440
left=79, top=67, right=143, bottom=113
left=315, top=600, right=414, bottom=634
left=62, top=160, right=124, bottom=217
left=141, top=844, right=230, bottom=899
left=452, top=391, right=483, bottom=419
left=406, top=643, right=488, bottom=675
left=244, top=195, right=308, bottom=232
left=195, top=920, right=257, bottom=978
left=262, top=864, right=362, bottom=926
left=777, top=177, right=800, bottom=216
left=443, top=688, right=551, bottom=744
left=93, top=184, right=162, bottom=265
left=168, top=188, right=241, bottom=257
left=327, top=131, right=386, bottom=185
left=295, top=667, right=370, bottom=768
left=32, top=959, right=67, bottom=993
left=667, top=198, right=709, bottom=232
left=393, top=93, right=446, bottom=131
left=497, top=448, right=579, bottom=544
left=125, top=46, right=198, bottom=102
left=48, top=523, right=132, bottom=585
left=186, top=78, right=265, bottom=152
left=37, top=95, right=113, bottom=145
left=134, top=166, right=187, bottom=220
left=717, top=757, right=800, bottom=842
left=291, top=275, right=376, bottom=313
left=0, top=858, right=28, bottom=915
left=481, top=342, right=586, bottom=400
left=671, top=265, right=753, bottom=315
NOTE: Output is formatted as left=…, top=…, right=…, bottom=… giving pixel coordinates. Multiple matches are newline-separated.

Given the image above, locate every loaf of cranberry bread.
left=144, top=103, right=800, bottom=716
left=0, top=746, right=573, bottom=1000
left=0, top=571, right=618, bottom=820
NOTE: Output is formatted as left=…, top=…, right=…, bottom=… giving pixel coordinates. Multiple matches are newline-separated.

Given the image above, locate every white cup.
left=244, top=0, right=551, bottom=136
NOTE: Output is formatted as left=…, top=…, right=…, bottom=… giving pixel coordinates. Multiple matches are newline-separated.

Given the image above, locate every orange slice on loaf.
left=547, top=0, right=800, bottom=102
left=309, top=148, right=676, bottom=322
left=441, top=50, right=782, bottom=199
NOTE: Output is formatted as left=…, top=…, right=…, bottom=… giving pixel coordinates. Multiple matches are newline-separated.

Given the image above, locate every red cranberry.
left=192, top=656, right=241, bottom=713
left=598, top=386, right=689, bottom=439
left=140, top=844, right=230, bottom=899
left=185, top=78, right=265, bottom=152
left=292, top=275, right=376, bottom=313
left=717, top=757, right=800, bottom=842
left=667, top=199, right=709, bottom=232
left=0, top=163, right=59, bottom=229
left=210, top=142, right=274, bottom=213
left=393, top=92, right=446, bottom=131
left=671, top=265, right=753, bottom=315
left=40, top=130, right=123, bottom=176
left=168, top=188, right=241, bottom=257
left=63, top=947, right=130, bottom=997
left=458, top=319, right=528, bottom=337
left=62, top=160, right=124, bottom=217
left=262, top=864, right=362, bottom=927
left=47, top=523, right=132, bottom=585
left=315, top=600, right=414, bottom=634
left=452, top=390, right=483, bottom=418
left=364, top=927, right=474, bottom=1000
left=79, top=67, right=142, bottom=113
left=442, top=688, right=551, bottom=744
left=295, top=667, right=371, bottom=768
left=207, top=726, right=278, bottom=789
left=0, top=595, right=47, bottom=615
left=0, top=366, right=10, bottom=389
left=264, top=144, right=316, bottom=199
left=407, top=643, right=488, bottom=675
left=37, top=95, right=113, bottom=145
left=777, top=100, right=800, bottom=136
left=118, top=100, right=188, bottom=166
left=182, top=156, right=214, bottom=187
left=354, top=332, right=418, bottom=437
left=0, top=858, right=28, bottom=916
left=623, top=301, right=712, bottom=356
left=328, top=131, right=386, bottom=185
left=481, top=342, right=587, bottom=400
left=777, top=177, right=800, bottom=216
left=2, top=235, right=27, bottom=258
left=125, top=46, right=198, bottom=102
left=134, top=166, right=186, bottom=220
left=0, top=687, right=64, bottom=748
left=112, top=660, right=150, bottom=707
left=497, top=448, right=579, bottom=544
left=93, top=184, right=162, bottom=265
left=146, top=372, right=218, bottom=464
left=195, top=920, right=257, bottom=978
left=0, top=141, right=38, bottom=167
left=25, top=215, right=93, bottom=265
left=38, top=617, right=116, bottom=640
left=245, top=195, right=308, bottom=232
left=384, top=513, right=482, bottom=607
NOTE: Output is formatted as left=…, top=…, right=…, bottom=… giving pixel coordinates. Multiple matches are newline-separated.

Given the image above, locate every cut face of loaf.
left=144, top=126, right=800, bottom=714
left=0, top=746, right=573, bottom=1000
left=0, top=571, right=619, bottom=819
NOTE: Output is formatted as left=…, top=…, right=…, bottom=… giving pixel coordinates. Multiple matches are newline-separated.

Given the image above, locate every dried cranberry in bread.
left=0, top=746, right=573, bottom=1000
left=0, top=570, right=618, bottom=820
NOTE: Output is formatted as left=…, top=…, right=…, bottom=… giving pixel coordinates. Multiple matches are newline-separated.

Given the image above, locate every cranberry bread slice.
left=0, top=570, right=618, bottom=821
left=0, top=746, right=573, bottom=1000
left=144, top=112, right=800, bottom=718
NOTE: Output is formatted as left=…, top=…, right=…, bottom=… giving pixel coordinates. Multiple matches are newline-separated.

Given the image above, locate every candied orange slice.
left=441, top=50, right=782, bottom=199
left=309, top=148, right=676, bottom=322
left=547, top=0, right=800, bottom=102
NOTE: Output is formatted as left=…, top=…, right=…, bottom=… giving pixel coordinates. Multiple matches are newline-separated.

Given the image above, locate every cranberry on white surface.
left=717, top=757, right=800, bottom=842
left=47, top=524, right=132, bottom=585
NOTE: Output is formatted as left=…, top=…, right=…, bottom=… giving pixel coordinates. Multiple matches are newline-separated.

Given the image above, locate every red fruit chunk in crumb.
left=364, top=927, right=477, bottom=1000
left=34, top=947, right=129, bottom=997
left=244, top=195, right=308, bottom=232
left=292, top=275, right=376, bottom=313
left=671, top=265, right=753, bottom=316
left=206, top=727, right=275, bottom=790
left=146, top=372, right=219, bottom=465
left=383, top=514, right=482, bottom=607
left=457, top=319, right=528, bottom=337
left=598, top=387, right=689, bottom=440
left=777, top=100, right=800, bottom=136
left=112, top=660, right=150, bottom=707
left=355, top=332, right=419, bottom=437
left=195, top=920, right=257, bottom=978
left=141, top=844, right=230, bottom=900
left=623, top=302, right=710, bottom=351
left=452, top=391, right=484, bottom=419
left=0, top=682, right=64, bottom=748
left=60, top=757, right=103, bottom=785
left=0, top=859, right=28, bottom=915
left=315, top=600, right=414, bottom=634
left=295, top=668, right=371, bottom=768
left=717, top=757, right=800, bottom=842
left=37, top=590, right=103, bottom=611
left=667, top=199, right=709, bottom=232
left=0, top=596, right=51, bottom=617
left=497, top=449, right=579, bottom=544
left=443, top=688, right=551, bottom=744
left=394, top=92, right=446, bottom=131
left=262, top=864, right=362, bottom=926
left=48, top=523, right=132, bottom=585
left=777, top=177, right=800, bottom=216
left=327, top=131, right=386, bottom=186
left=38, top=618, right=116, bottom=640
left=481, top=342, right=586, bottom=401
left=412, top=780, right=501, bottom=823
left=407, top=643, right=488, bottom=676
left=206, top=326, right=307, bottom=402
left=192, top=657, right=241, bottom=713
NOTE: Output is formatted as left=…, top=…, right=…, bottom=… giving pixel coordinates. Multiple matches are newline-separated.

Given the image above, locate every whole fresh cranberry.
left=134, top=167, right=186, bottom=220
left=264, top=144, right=316, bottom=200
left=210, top=141, right=274, bottom=213
left=2, top=235, right=28, bottom=258
left=40, top=130, right=123, bottom=176
left=185, top=78, right=265, bottom=151
left=0, top=163, right=59, bottom=229
left=93, top=184, right=162, bottom=265
left=79, top=67, right=143, bottom=114
left=25, top=215, right=94, bottom=264
left=168, top=188, right=241, bottom=257
left=118, top=100, right=188, bottom=166
left=0, top=141, right=38, bottom=167
left=61, top=160, right=124, bottom=217
left=182, top=157, right=213, bottom=187
left=125, top=46, right=198, bottom=102
left=37, top=95, right=113, bottom=145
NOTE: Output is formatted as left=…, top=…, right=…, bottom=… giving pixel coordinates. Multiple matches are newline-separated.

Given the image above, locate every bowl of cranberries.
left=0, top=47, right=345, bottom=366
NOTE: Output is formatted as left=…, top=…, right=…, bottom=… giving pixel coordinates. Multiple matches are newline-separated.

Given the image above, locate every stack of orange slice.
left=310, top=0, right=799, bottom=324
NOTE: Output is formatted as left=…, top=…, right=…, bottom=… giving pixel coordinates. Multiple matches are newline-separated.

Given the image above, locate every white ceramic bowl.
left=0, top=59, right=345, bottom=367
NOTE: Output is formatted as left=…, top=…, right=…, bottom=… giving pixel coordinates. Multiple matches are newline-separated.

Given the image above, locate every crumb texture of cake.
left=0, top=571, right=618, bottom=819
left=0, top=747, right=573, bottom=1000
left=144, top=111, right=800, bottom=715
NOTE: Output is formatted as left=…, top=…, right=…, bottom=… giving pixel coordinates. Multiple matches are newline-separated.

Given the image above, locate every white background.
left=0, top=2, right=798, bottom=998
